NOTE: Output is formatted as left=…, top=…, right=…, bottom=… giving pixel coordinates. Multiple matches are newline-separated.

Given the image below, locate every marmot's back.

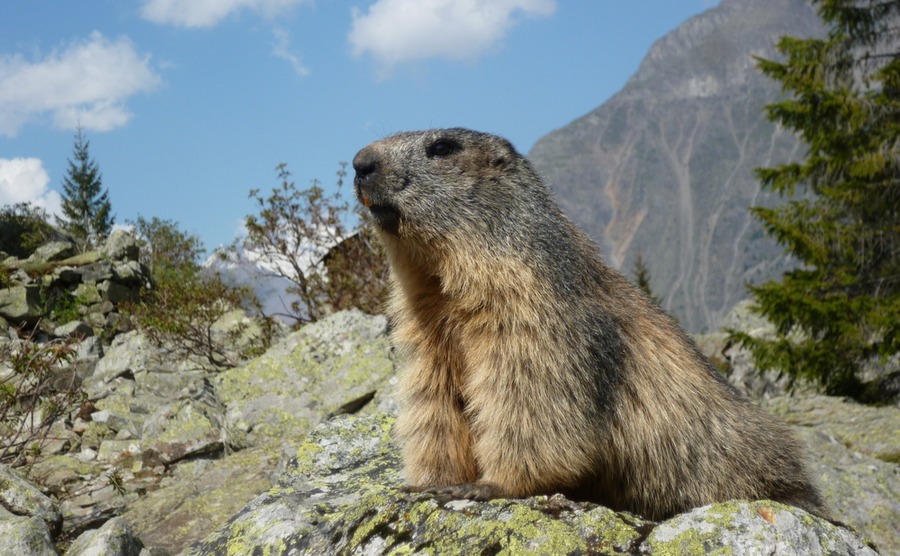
left=352, top=128, right=828, bottom=521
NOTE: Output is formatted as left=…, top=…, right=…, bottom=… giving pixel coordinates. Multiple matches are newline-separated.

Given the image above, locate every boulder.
left=0, top=285, right=42, bottom=324
left=116, top=310, right=396, bottom=553
left=66, top=516, right=144, bottom=556
left=54, top=320, right=94, bottom=340
left=763, top=395, right=900, bottom=550
left=102, top=230, right=140, bottom=263
left=28, top=241, right=76, bottom=264
left=0, top=463, right=62, bottom=535
left=217, top=309, right=395, bottom=447
left=188, top=414, right=877, bottom=555
left=0, top=514, right=57, bottom=556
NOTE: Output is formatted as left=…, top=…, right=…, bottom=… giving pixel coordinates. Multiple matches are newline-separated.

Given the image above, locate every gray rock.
left=113, top=310, right=394, bottom=554
left=112, top=261, right=145, bottom=286
left=84, top=332, right=158, bottom=399
left=0, top=514, right=57, bottom=556
left=81, top=262, right=114, bottom=283
left=28, top=241, right=76, bottom=263
left=66, top=517, right=144, bottom=556
left=121, top=446, right=277, bottom=554
left=103, top=231, right=140, bottom=262
left=54, top=320, right=94, bottom=340
left=0, top=285, right=42, bottom=324
left=0, top=463, right=62, bottom=534
left=189, top=414, right=876, bottom=555
left=763, top=395, right=900, bottom=550
left=74, top=282, right=102, bottom=305
left=217, top=309, right=395, bottom=447
left=643, top=501, right=876, bottom=555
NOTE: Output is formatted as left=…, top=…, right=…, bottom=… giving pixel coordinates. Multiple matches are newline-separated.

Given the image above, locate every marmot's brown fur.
left=352, top=128, right=828, bottom=521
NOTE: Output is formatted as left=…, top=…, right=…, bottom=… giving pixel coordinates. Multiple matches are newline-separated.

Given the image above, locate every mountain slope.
left=529, top=0, right=824, bottom=332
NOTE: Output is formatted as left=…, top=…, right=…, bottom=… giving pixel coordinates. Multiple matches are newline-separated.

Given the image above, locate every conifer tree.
left=632, top=251, right=661, bottom=306
left=56, top=128, right=114, bottom=250
left=729, top=0, right=899, bottom=396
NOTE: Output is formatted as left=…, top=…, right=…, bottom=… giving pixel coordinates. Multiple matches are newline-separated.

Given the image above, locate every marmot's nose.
left=353, top=147, right=379, bottom=180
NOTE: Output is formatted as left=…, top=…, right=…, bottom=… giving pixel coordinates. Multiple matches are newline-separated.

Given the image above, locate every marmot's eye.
left=426, top=139, right=460, bottom=158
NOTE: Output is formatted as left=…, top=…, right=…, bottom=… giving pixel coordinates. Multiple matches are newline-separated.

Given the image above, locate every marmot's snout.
left=353, top=145, right=401, bottom=233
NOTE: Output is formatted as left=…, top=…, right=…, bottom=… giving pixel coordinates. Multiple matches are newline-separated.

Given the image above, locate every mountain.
left=204, top=244, right=315, bottom=323
left=528, top=0, right=825, bottom=332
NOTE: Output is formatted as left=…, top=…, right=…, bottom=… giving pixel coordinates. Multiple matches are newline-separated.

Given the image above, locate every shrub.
left=237, top=163, right=389, bottom=326
left=126, top=217, right=275, bottom=369
left=0, top=333, right=85, bottom=468
left=0, top=203, right=56, bottom=260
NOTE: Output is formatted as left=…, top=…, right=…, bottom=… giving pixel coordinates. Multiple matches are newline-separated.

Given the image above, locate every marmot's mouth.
left=367, top=203, right=401, bottom=234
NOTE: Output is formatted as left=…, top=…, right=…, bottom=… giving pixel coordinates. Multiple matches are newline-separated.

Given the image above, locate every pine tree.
left=56, top=128, right=114, bottom=251
left=632, top=251, right=662, bottom=306
left=729, top=0, right=899, bottom=396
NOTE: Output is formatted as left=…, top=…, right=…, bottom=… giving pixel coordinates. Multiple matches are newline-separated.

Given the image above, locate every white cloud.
left=140, top=0, right=307, bottom=28
left=0, top=158, right=62, bottom=217
left=273, top=28, right=310, bottom=77
left=0, top=32, right=162, bottom=137
left=349, top=0, right=556, bottom=71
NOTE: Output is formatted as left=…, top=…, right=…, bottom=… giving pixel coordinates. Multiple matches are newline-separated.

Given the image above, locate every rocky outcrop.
left=189, top=414, right=879, bottom=555
left=0, top=230, right=147, bottom=338
left=1, top=304, right=897, bottom=553
left=0, top=309, right=396, bottom=554
left=120, top=310, right=396, bottom=553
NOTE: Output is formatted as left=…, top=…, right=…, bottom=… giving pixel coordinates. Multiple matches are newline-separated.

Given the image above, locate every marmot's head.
left=353, top=128, right=541, bottom=240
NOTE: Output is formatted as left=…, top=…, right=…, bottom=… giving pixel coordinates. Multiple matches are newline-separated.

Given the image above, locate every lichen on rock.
left=189, top=414, right=878, bottom=555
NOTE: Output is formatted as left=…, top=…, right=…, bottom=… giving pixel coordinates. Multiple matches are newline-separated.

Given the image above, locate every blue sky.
left=1, top=0, right=717, bottom=253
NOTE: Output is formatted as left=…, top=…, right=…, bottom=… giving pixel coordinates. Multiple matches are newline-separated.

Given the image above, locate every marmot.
left=352, top=128, right=828, bottom=521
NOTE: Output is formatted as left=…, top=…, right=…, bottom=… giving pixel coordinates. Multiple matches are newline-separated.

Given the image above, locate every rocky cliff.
left=529, top=0, right=825, bottom=332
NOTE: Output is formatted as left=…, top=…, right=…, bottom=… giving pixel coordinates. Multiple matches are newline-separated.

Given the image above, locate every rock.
left=84, top=332, right=157, bottom=400
left=140, top=397, right=224, bottom=465
left=0, top=285, right=42, bottom=324
left=0, top=514, right=57, bottom=556
left=74, top=283, right=102, bottom=305
left=0, top=463, right=62, bottom=535
left=189, top=414, right=876, bottom=555
left=57, top=251, right=103, bottom=267
left=112, top=261, right=145, bottom=286
left=28, top=455, right=103, bottom=495
left=763, top=395, right=900, bottom=551
left=103, top=230, right=140, bottom=262
left=121, top=446, right=278, bottom=554
left=81, top=262, right=114, bottom=284
left=28, top=241, right=76, bottom=264
left=66, top=516, right=144, bottom=556
left=54, top=320, right=94, bottom=340
left=642, top=501, right=875, bottom=555
left=217, top=309, right=396, bottom=447
left=98, top=281, right=138, bottom=304
left=112, top=310, right=395, bottom=554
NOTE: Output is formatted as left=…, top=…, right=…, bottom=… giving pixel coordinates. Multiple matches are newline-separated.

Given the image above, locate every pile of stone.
left=0, top=230, right=147, bottom=342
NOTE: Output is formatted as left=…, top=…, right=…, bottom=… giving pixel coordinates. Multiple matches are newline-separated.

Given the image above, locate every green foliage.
left=632, top=251, right=662, bottom=306
left=129, top=215, right=204, bottom=280
left=126, top=218, right=275, bottom=368
left=731, top=0, right=899, bottom=397
left=41, top=289, right=87, bottom=325
left=237, top=163, right=389, bottom=326
left=56, top=127, right=114, bottom=251
left=0, top=334, right=85, bottom=468
left=0, top=202, right=56, bottom=259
